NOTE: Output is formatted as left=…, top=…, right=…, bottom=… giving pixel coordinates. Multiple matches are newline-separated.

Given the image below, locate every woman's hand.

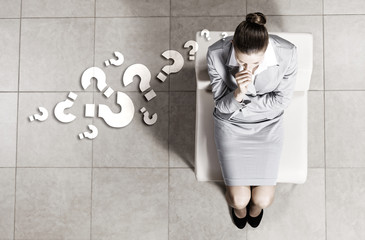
left=234, top=65, right=253, bottom=95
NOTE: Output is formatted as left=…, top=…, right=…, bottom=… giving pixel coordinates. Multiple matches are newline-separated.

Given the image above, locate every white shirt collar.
left=228, top=38, right=278, bottom=75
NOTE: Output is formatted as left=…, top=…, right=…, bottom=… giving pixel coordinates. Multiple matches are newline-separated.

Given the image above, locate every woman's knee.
left=251, top=186, right=276, bottom=209
left=225, top=185, right=251, bottom=209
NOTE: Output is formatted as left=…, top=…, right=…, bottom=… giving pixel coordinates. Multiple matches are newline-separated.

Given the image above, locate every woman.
left=206, top=12, right=298, bottom=229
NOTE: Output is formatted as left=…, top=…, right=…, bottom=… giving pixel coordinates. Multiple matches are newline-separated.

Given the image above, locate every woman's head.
left=232, top=12, right=269, bottom=72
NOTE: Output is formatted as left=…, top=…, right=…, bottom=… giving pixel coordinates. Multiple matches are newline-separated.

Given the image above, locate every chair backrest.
left=195, top=31, right=313, bottom=91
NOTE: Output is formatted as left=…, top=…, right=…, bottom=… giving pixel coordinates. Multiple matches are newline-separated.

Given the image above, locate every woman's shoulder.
left=269, top=34, right=296, bottom=50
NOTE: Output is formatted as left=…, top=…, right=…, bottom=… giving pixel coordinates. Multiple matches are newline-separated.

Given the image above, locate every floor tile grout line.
left=90, top=1, right=97, bottom=239
left=168, top=0, right=171, bottom=239
left=322, top=1, right=327, bottom=239
left=2, top=166, right=362, bottom=169
left=13, top=1, right=23, bottom=238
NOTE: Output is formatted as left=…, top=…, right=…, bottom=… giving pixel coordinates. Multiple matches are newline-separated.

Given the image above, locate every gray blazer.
left=206, top=34, right=298, bottom=123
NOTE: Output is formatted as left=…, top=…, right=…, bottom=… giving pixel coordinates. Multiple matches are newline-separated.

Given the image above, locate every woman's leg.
left=225, top=185, right=251, bottom=218
left=249, top=185, right=276, bottom=217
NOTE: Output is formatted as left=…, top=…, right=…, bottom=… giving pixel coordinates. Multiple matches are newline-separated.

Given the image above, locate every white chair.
left=194, top=31, right=313, bottom=184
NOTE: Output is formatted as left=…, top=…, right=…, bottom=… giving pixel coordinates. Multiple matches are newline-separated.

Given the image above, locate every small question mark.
left=201, top=29, right=211, bottom=41
left=221, top=32, right=228, bottom=40
left=183, top=40, right=199, bottom=61
left=140, top=107, right=157, bottom=125
left=105, top=51, right=124, bottom=67
left=78, top=124, right=98, bottom=140
left=54, top=92, right=78, bottom=123
left=84, top=91, right=135, bottom=128
left=156, top=50, right=184, bottom=82
left=122, top=64, right=156, bottom=101
left=81, top=67, right=114, bottom=98
left=29, top=107, right=48, bottom=122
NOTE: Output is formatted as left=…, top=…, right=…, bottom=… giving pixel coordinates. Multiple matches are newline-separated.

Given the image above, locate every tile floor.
left=1, top=0, right=365, bottom=239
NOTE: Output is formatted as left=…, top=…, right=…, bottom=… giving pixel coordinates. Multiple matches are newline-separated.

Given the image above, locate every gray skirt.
left=213, top=110, right=285, bottom=186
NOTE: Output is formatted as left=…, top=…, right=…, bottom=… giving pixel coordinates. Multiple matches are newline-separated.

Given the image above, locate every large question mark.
left=122, top=63, right=156, bottom=101
left=221, top=32, right=228, bottom=40
left=54, top=92, right=78, bottom=123
left=78, top=124, right=98, bottom=140
left=156, top=50, right=184, bottom=82
left=201, top=29, right=211, bottom=41
left=29, top=107, right=48, bottom=122
left=84, top=91, right=135, bottom=128
left=81, top=67, right=115, bottom=98
left=105, top=51, right=124, bottom=67
left=183, top=40, right=199, bottom=61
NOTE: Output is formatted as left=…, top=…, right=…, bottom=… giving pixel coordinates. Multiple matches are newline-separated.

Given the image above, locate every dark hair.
left=233, top=12, right=269, bottom=55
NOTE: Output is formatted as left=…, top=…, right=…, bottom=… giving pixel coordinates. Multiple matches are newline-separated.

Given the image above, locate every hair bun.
left=246, top=12, right=266, bottom=26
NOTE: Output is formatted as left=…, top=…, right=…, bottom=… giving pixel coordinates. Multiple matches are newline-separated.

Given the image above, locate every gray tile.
left=169, top=92, right=196, bottom=168
left=15, top=168, right=91, bottom=239
left=96, top=0, right=169, bottom=17
left=247, top=0, right=322, bottom=15
left=0, top=0, right=21, bottom=18
left=92, top=168, right=168, bottom=240
left=326, top=168, right=365, bottom=240
left=325, top=91, right=365, bottom=167
left=169, top=168, right=246, bottom=239
left=308, top=91, right=325, bottom=168
left=171, top=0, right=246, bottom=16
left=22, top=0, right=95, bottom=17
left=324, top=0, right=365, bottom=14
left=0, top=168, right=15, bottom=239
left=95, top=18, right=169, bottom=93
left=247, top=168, right=325, bottom=239
left=20, top=18, right=94, bottom=92
left=0, top=93, right=17, bottom=167
left=17, top=92, right=93, bottom=167
left=0, top=19, right=20, bottom=91
left=170, top=16, right=243, bottom=91
left=93, top=91, right=168, bottom=167
left=265, top=15, right=323, bottom=90
left=324, top=15, right=365, bottom=90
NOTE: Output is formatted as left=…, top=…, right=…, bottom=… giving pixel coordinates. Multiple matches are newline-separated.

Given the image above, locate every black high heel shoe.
left=231, top=206, right=248, bottom=229
left=247, top=207, right=264, bottom=228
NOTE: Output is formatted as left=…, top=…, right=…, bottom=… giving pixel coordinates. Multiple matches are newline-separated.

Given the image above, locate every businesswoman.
left=206, top=12, right=298, bottom=229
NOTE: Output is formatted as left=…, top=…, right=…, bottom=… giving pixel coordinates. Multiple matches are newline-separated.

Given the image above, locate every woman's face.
left=233, top=42, right=265, bottom=74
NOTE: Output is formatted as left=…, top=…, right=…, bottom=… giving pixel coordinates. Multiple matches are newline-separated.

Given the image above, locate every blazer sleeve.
left=206, top=50, right=251, bottom=114
left=241, top=46, right=298, bottom=115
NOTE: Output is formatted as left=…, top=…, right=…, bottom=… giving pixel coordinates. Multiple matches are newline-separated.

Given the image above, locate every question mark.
left=156, top=50, right=184, bottom=82
left=201, top=29, right=211, bottom=41
left=84, top=91, right=135, bottom=128
left=29, top=107, right=48, bottom=122
left=221, top=32, right=228, bottom=40
left=79, top=124, right=98, bottom=140
left=105, top=51, right=124, bottom=67
left=122, top=63, right=156, bottom=101
left=54, top=92, right=78, bottom=123
left=81, top=67, right=114, bottom=98
left=140, top=107, right=157, bottom=125
left=183, top=40, right=199, bottom=61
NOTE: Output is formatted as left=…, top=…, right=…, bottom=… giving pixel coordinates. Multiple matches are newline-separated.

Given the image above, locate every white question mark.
left=81, top=67, right=114, bottom=98
left=122, top=63, right=156, bottom=101
left=84, top=91, right=135, bottom=128
left=29, top=107, right=48, bottom=122
left=79, top=124, right=98, bottom=140
left=221, top=32, right=228, bottom=40
left=105, top=51, right=124, bottom=67
left=201, top=29, right=211, bottom=41
left=183, top=40, right=199, bottom=61
left=140, top=107, right=157, bottom=125
left=54, top=92, right=77, bottom=123
left=156, top=50, right=184, bottom=82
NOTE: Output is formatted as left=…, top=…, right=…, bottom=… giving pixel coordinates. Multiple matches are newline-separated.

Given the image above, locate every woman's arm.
left=241, top=46, right=298, bottom=115
left=206, top=51, right=250, bottom=114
